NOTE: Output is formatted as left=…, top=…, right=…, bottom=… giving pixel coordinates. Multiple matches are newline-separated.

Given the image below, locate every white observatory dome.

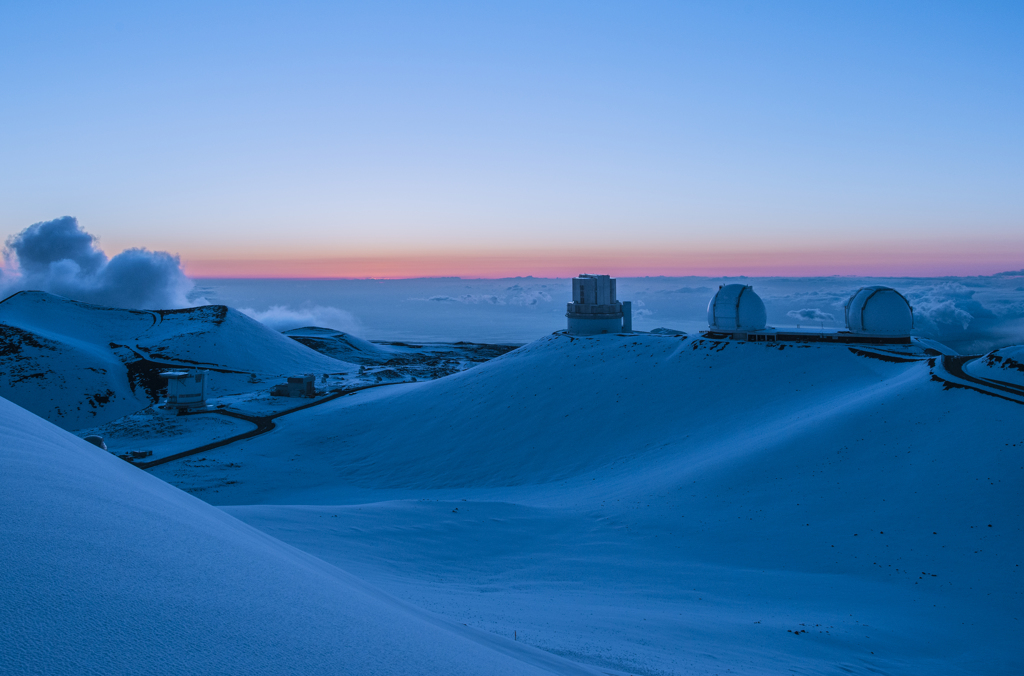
left=844, top=286, right=913, bottom=335
left=707, top=284, right=767, bottom=332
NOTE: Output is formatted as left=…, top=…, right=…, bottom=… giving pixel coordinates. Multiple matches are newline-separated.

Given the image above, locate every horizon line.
left=190, top=272, right=1023, bottom=281
left=180, top=253, right=1024, bottom=279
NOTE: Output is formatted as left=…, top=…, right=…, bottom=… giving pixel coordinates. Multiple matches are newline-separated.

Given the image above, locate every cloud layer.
left=904, top=282, right=1024, bottom=354
left=2, top=217, right=195, bottom=309
left=786, top=308, right=836, bottom=323
left=238, top=305, right=363, bottom=334
left=418, top=284, right=553, bottom=307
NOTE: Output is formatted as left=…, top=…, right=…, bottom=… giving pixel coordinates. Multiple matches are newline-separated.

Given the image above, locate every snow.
left=0, top=317, right=150, bottom=429
left=0, top=292, right=515, bottom=431
left=147, top=332, right=1023, bottom=675
left=284, top=326, right=396, bottom=362
left=4, top=288, right=1021, bottom=674
left=74, top=407, right=257, bottom=462
left=0, top=291, right=355, bottom=428
left=0, top=395, right=604, bottom=675
left=966, top=345, right=1024, bottom=388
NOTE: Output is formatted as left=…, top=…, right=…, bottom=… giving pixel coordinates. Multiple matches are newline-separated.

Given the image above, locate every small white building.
left=161, top=370, right=208, bottom=409
left=845, top=286, right=914, bottom=337
left=566, top=274, right=632, bottom=335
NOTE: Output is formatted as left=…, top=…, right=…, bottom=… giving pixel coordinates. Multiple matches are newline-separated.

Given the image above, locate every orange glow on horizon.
left=182, top=247, right=1024, bottom=279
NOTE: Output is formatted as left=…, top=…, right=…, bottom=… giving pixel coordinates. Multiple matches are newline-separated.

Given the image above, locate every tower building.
left=566, top=274, right=633, bottom=335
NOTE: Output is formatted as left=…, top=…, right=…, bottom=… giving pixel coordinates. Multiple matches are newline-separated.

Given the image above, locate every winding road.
left=135, top=382, right=400, bottom=469
left=936, top=355, right=1024, bottom=404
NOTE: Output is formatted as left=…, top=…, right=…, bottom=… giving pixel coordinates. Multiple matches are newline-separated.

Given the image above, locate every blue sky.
left=1, top=1, right=1022, bottom=276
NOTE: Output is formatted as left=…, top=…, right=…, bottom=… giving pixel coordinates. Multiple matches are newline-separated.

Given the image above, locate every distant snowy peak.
left=0, top=289, right=159, bottom=343
left=283, top=326, right=344, bottom=336
left=132, top=306, right=353, bottom=374
left=283, top=326, right=392, bottom=363
left=0, top=290, right=353, bottom=372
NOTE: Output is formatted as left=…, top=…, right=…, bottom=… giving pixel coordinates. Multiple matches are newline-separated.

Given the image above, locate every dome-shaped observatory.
left=844, top=286, right=913, bottom=336
left=707, top=284, right=767, bottom=332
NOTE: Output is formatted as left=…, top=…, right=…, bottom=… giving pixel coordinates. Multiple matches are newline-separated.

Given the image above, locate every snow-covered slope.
left=283, top=326, right=520, bottom=384
left=965, top=345, right=1024, bottom=388
left=0, top=291, right=354, bottom=428
left=169, top=334, right=1009, bottom=494
left=0, top=320, right=150, bottom=429
left=0, top=396, right=603, bottom=676
left=154, top=332, right=1023, bottom=675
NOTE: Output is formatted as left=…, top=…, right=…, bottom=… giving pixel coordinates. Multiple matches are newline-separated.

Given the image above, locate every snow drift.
left=0, top=396, right=601, bottom=676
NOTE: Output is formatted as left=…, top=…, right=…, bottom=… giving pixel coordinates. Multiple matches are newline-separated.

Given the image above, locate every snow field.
left=0, top=396, right=606, bottom=676
left=154, top=332, right=1023, bottom=675
left=75, top=407, right=257, bottom=462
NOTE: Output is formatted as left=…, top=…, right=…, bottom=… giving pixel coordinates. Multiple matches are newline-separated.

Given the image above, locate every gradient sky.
left=2, top=1, right=1022, bottom=277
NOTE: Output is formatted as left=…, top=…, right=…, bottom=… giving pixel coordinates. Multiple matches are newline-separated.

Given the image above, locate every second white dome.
left=707, top=284, right=767, bottom=331
left=845, top=286, right=913, bottom=335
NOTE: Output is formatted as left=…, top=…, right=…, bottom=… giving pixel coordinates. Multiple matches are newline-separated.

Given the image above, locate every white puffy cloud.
left=2, top=216, right=195, bottom=309
left=904, top=282, right=1023, bottom=353
left=239, top=305, right=363, bottom=334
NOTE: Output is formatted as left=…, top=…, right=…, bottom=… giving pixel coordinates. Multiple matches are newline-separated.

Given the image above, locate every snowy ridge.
left=965, top=345, right=1024, bottom=389
left=154, top=332, right=1023, bottom=675
left=0, top=318, right=150, bottom=429
left=172, top=333, right=967, bottom=493
left=0, top=291, right=355, bottom=428
left=0, top=396, right=604, bottom=676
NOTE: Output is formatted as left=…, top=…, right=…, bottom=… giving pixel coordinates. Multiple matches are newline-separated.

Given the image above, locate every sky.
left=1, top=1, right=1022, bottom=277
